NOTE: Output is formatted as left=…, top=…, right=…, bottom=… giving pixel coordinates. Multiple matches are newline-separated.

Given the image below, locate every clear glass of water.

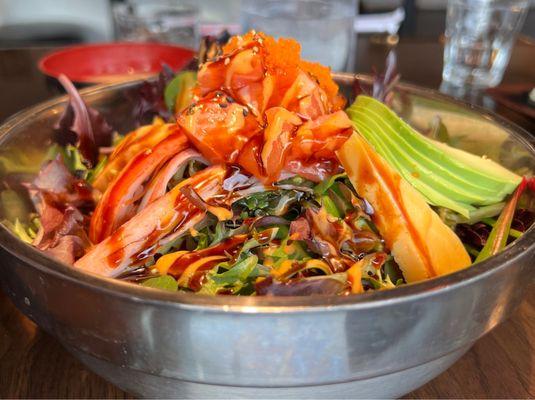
left=113, top=0, right=199, bottom=48
left=241, top=0, right=357, bottom=72
left=442, top=0, right=529, bottom=88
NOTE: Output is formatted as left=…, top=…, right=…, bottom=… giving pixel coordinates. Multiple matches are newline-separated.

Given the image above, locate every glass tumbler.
left=241, top=0, right=357, bottom=72
left=442, top=0, right=529, bottom=88
left=113, top=0, right=199, bottom=48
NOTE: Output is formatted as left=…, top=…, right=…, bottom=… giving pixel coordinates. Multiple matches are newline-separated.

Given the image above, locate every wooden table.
left=0, top=38, right=534, bottom=399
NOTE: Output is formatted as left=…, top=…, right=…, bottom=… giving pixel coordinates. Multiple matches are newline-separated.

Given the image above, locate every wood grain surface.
left=0, top=38, right=534, bottom=399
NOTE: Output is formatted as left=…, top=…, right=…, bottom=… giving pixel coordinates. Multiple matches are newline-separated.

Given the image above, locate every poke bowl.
left=0, top=33, right=534, bottom=399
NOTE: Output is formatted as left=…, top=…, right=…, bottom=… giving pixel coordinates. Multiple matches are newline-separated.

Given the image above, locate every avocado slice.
left=351, top=107, right=505, bottom=193
left=348, top=96, right=519, bottom=190
left=351, top=109, right=502, bottom=205
left=345, top=95, right=521, bottom=214
left=428, top=138, right=521, bottom=185
left=354, top=120, right=475, bottom=217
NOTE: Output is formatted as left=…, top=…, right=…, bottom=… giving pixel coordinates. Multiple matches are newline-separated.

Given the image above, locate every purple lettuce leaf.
left=55, top=75, right=113, bottom=168
left=255, top=276, right=348, bottom=296
left=455, top=222, right=491, bottom=248
left=24, top=158, right=94, bottom=263
left=128, top=64, right=175, bottom=126
left=354, top=50, right=400, bottom=104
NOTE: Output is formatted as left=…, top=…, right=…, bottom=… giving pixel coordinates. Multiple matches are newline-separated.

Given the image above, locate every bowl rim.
left=0, top=73, right=534, bottom=313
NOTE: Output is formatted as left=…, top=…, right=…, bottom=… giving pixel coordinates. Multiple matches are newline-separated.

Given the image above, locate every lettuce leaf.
left=199, top=255, right=267, bottom=295
left=164, top=71, right=197, bottom=114
left=55, top=75, right=113, bottom=167
left=141, top=275, right=179, bottom=291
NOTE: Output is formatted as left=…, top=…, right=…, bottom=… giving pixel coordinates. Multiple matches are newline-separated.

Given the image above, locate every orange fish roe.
left=221, top=31, right=345, bottom=111
left=262, top=35, right=301, bottom=89
left=223, top=32, right=301, bottom=90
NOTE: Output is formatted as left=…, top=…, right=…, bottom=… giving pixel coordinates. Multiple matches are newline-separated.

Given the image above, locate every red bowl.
left=39, top=42, right=195, bottom=84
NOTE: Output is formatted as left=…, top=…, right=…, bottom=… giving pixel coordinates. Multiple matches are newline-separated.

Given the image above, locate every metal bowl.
left=0, top=74, right=534, bottom=399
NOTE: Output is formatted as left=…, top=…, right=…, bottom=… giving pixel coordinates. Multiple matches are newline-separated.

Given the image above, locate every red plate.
left=39, top=42, right=195, bottom=84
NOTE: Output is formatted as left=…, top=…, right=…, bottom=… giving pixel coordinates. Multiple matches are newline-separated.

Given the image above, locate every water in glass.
left=241, top=0, right=357, bottom=72
left=443, top=0, right=529, bottom=88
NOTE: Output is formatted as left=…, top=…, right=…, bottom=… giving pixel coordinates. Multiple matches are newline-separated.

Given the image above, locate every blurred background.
left=0, top=0, right=533, bottom=125
left=0, top=0, right=532, bottom=47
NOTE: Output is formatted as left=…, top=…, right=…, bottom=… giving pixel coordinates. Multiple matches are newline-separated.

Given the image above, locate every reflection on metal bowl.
left=0, top=74, right=533, bottom=398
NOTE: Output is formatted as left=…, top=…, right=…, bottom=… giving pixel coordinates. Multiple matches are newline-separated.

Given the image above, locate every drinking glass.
left=442, top=0, right=529, bottom=88
left=113, top=0, right=199, bottom=48
left=241, top=0, right=357, bottom=72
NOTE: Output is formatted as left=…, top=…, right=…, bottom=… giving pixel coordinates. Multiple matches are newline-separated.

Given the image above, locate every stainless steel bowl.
left=0, top=74, right=534, bottom=399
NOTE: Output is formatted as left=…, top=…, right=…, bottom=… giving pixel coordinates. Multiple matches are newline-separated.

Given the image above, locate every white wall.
left=0, top=0, right=113, bottom=41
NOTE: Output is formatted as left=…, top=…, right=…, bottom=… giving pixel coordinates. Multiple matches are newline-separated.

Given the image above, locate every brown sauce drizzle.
left=96, top=133, right=187, bottom=242
left=167, top=234, right=247, bottom=277
left=106, top=226, right=125, bottom=267
left=103, top=166, right=224, bottom=268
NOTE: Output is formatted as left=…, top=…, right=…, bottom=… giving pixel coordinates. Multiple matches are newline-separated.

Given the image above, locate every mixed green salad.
left=1, top=31, right=533, bottom=296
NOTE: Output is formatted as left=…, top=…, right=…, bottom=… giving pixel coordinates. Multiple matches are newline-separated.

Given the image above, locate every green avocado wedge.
left=350, top=108, right=502, bottom=205
left=345, top=95, right=521, bottom=218
left=354, top=118, right=475, bottom=216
